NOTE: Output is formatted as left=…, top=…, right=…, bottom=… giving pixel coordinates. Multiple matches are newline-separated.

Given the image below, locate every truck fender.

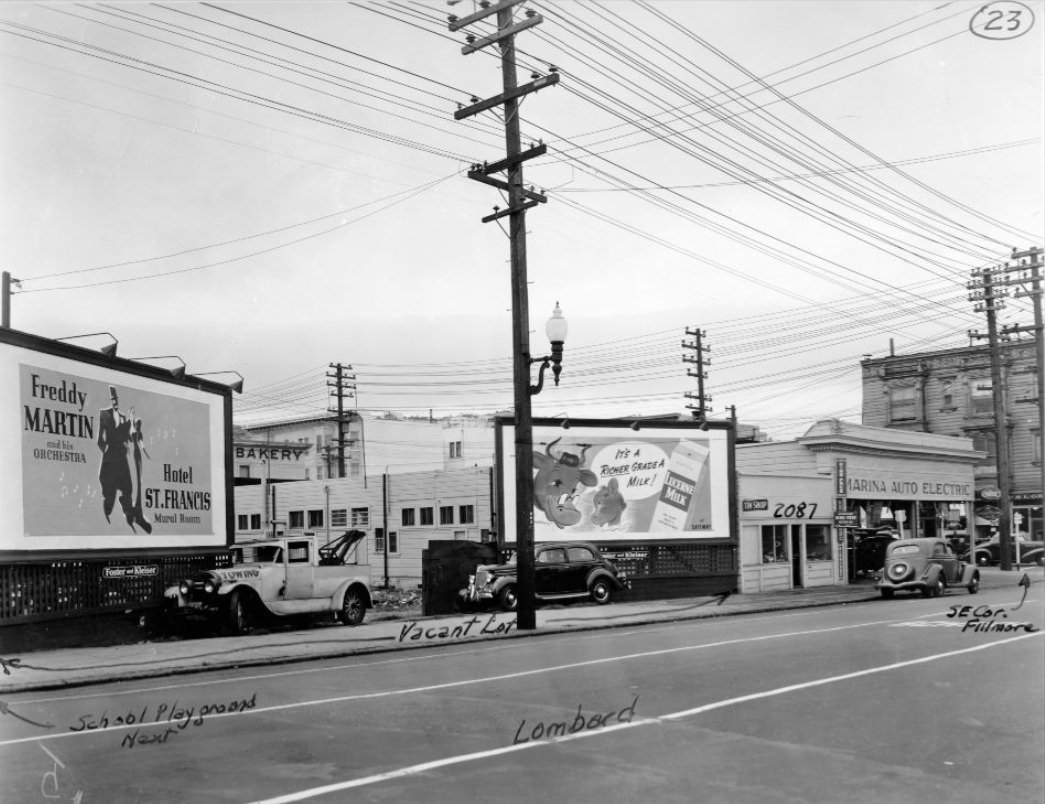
left=335, top=580, right=372, bottom=610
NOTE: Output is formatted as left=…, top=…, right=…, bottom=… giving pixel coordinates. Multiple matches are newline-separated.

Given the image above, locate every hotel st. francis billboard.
left=0, top=329, right=232, bottom=552
left=497, top=419, right=735, bottom=544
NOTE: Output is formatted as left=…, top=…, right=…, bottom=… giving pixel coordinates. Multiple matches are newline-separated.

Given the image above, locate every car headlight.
left=179, top=581, right=191, bottom=596
left=203, top=579, right=219, bottom=594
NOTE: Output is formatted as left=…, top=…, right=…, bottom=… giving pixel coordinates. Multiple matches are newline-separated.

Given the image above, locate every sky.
left=2, top=0, right=1043, bottom=441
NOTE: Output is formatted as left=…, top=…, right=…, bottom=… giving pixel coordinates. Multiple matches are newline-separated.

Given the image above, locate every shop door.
left=791, top=525, right=803, bottom=589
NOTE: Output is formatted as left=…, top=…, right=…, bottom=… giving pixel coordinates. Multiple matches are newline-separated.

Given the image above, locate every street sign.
left=833, top=511, right=859, bottom=527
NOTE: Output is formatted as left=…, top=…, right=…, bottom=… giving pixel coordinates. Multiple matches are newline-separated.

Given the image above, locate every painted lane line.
left=248, top=631, right=1044, bottom=804
left=0, top=616, right=986, bottom=748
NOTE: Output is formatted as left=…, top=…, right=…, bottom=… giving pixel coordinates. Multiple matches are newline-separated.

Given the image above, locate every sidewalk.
left=1, top=567, right=1040, bottom=694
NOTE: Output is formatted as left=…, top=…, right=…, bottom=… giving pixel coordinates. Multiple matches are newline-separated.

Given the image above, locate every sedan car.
left=459, top=541, right=629, bottom=611
left=961, top=537, right=1044, bottom=567
left=876, top=538, right=980, bottom=599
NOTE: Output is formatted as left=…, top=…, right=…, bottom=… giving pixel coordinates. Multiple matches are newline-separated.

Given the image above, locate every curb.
left=2, top=569, right=1040, bottom=694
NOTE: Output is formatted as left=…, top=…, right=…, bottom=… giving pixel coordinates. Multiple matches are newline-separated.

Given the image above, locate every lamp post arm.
left=529, top=355, right=551, bottom=396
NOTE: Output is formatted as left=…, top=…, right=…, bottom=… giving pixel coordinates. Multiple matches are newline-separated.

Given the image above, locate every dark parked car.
left=853, top=533, right=895, bottom=576
left=961, top=537, right=1044, bottom=567
left=459, top=542, right=629, bottom=611
left=876, top=538, right=980, bottom=599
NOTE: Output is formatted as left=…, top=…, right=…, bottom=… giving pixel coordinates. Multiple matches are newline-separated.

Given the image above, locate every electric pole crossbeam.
left=326, top=363, right=356, bottom=479
left=682, top=327, right=712, bottom=420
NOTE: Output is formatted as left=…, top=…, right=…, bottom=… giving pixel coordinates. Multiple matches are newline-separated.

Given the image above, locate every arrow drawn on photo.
left=0, top=700, right=54, bottom=730
left=1012, top=574, right=1031, bottom=611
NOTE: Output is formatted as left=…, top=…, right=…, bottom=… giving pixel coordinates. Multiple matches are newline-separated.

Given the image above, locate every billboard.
left=1, top=329, right=232, bottom=551
left=498, top=419, right=734, bottom=543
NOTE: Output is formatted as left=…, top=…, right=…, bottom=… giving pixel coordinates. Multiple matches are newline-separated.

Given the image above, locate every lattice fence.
left=1, top=552, right=233, bottom=625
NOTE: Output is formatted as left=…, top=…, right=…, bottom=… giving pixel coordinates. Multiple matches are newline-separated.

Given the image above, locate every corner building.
left=737, top=420, right=982, bottom=592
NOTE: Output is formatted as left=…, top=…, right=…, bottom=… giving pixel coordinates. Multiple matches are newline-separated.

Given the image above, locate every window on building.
left=761, top=524, right=787, bottom=564
left=890, top=385, right=917, bottom=422
left=237, top=514, right=248, bottom=530
left=331, top=509, right=347, bottom=527
left=805, top=525, right=831, bottom=561
left=459, top=505, right=475, bottom=524
left=289, top=510, right=304, bottom=529
left=940, top=378, right=954, bottom=409
left=238, top=465, right=251, bottom=479
left=449, top=441, right=462, bottom=459
left=420, top=507, right=434, bottom=526
left=402, top=508, right=416, bottom=526
left=250, top=514, right=262, bottom=530
left=351, top=507, right=369, bottom=528
left=308, top=509, right=324, bottom=528
left=440, top=505, right=454, bottom=525
left=375, top=529, right=399, bottom=554
left=970, top=381, right=994, bottom=416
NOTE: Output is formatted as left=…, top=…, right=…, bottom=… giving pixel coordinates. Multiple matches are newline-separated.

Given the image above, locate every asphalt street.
left=1, top=583, right=1042, bottom=804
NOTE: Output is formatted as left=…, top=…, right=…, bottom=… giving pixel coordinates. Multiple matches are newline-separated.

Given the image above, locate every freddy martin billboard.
left=499, top=421, right=733, bottom=543
left=1, top=338, right=229, bottom=551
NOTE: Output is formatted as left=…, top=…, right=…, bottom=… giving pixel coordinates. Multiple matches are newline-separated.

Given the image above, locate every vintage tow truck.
left=165, top=530, right=372, bottom=634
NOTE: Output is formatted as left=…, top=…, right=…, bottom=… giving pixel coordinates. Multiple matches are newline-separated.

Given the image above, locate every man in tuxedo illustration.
left=97, top=385, right=152, bottom=533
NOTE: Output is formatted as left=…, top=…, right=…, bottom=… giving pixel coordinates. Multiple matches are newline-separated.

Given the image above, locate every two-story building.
left=861, top=341, right=1042, bottom=543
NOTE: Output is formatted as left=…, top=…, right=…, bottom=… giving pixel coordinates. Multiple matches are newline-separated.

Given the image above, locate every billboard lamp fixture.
left=55, top=331, right=118, bottom=358
left=630, top=420, right=641, bottom=431
left=194, top=371, right=245, bottom=394
left=130, top=355, right=187, bottom=381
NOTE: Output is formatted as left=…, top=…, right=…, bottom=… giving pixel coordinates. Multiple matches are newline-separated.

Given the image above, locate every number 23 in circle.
left=970, top=1, right=1035, bottom=39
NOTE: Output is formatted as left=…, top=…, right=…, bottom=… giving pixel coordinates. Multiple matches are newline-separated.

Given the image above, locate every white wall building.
left=233, top=465, right=496, bottom=589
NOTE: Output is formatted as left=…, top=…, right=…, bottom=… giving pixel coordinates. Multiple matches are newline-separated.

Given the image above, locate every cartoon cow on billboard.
left=532, top=437, right=597, bottom=528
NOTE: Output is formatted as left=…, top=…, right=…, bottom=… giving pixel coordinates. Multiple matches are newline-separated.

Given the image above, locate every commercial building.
left=737, top=420, right=982, bottom=593
left=861, top=341, right=1042, bottom=542
left=233, top=465, right=496, bottom=589
left=236, top=413, right=495, bottom=482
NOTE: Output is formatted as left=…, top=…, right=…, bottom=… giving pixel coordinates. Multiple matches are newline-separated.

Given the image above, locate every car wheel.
left=968, top=574, right=980, bottom=594
left=880, top=588, right=894, bottom=599
left=226, top=590, right=250, bottom=635
left=591, top=580, right=612, bottom=605
left=341, top=588, right=366, bottom=626
left=498, top=584, right=519, bottom=612
left=933, top=577, right=946, bottom=598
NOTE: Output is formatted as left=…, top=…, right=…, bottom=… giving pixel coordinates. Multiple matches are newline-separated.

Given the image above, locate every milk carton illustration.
left=651, top=440, right=710, bottom=531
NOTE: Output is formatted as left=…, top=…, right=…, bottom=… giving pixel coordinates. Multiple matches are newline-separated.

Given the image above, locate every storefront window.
left=805, top=525, right=831, bottom=561
left=1015, top=505, right=1043, bottom=541
left=761, top=524, right=787, bottom=563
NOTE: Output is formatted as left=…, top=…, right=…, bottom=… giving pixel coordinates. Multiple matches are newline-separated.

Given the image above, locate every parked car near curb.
left=459, top=541, right=629, bottom=612
left=876, top=537, right=980, bottom=599
left=164, top=531, right=371, bottom=634
left=961, top=537, right=1044, bottom=567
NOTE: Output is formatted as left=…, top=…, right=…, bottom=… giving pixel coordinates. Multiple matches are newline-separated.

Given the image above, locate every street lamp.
left=529, top=302, right=568, bottom=394
left=515, top=302, right=568, bottom=631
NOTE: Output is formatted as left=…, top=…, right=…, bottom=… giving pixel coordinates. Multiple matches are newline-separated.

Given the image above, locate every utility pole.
left=327, top=363, right=356, bottom=479
left=1000, top=246, right=1044, bottom=554
left=968, top=265, right=1013, bottom=571
left=2, top=271, right=19, bottom=329
left=449, top=0, right=560, bottom=631
left=682, top=327, right=712, bottom=421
